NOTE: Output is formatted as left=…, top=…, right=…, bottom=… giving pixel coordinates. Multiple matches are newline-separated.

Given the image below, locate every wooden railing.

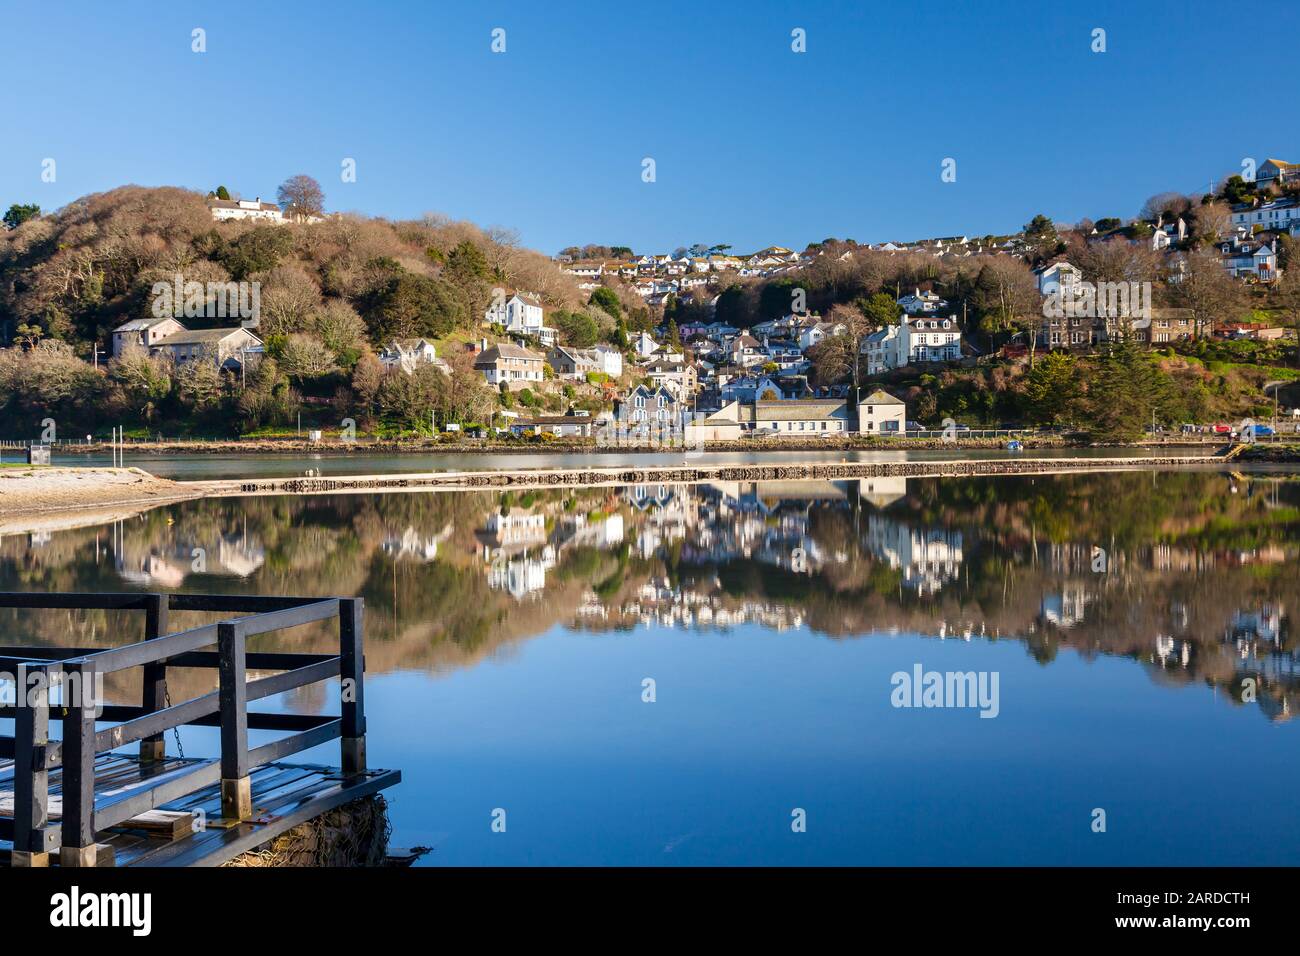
left=0, top=592, right=366, bottom=867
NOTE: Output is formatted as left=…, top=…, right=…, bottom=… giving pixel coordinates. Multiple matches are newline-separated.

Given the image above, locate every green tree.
left=860, top=292, right=902, bottom=326
left=3, top=203, right=40, bottom=230
left=589, top=286, right=622, bottom=319
left=1022, top=214, right=1062, bottom=264
left=1024, top=351, right=1080, bottom=425
left=552, top=309, right=599, bottom=348
left=1085, top=339, right=1175, bottom=441
left=215, top=186, right=231, bottom=201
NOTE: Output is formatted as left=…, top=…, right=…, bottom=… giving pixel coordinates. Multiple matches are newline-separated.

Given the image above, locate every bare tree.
left=975, top=256, right=1041, bottom=365
left=276, top=174, right=325, bottom=222
left=808, top=303, right=872, bottom=394
left=1171, top=247, right=1240, bottom=338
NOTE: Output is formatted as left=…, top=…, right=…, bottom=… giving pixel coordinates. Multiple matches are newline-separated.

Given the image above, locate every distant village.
left=9, top=156, right=1298, bottom=443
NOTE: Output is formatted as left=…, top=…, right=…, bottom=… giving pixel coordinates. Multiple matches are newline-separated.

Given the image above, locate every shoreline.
left=14, top=435, right=1267, bottom=457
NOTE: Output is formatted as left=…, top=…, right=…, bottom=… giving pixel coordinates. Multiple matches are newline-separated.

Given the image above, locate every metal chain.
left=164, top=686, right=185, bottom=760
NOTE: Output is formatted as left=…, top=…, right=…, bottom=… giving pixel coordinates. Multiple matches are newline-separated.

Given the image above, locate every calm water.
left=1, top=469, right=1297, bottom=864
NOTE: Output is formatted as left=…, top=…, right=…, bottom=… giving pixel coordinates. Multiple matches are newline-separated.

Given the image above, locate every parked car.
left=1212, top=423, right=1233, bottom=434
left=905, top=420, right=924, bottom=432
left=1247, top=424, right=1275, bottom=437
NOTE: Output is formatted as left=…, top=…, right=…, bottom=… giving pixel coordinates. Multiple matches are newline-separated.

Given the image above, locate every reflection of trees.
left=0, top=472, right=1298, bottom=718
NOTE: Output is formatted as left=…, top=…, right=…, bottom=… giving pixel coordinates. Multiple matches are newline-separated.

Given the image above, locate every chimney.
left=480, top=337, right=488, bottom=352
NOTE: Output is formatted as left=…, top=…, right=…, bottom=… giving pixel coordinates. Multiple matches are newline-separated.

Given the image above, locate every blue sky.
left=3, top=0, right=1296, bottom=255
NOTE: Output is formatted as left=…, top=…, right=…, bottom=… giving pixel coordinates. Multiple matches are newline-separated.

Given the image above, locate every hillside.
left=0, top=185, right=599, bottom=436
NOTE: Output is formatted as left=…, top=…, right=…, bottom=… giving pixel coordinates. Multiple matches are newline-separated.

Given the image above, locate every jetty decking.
left=193, top=453, right=1227, bottom=499
left=0, top=591, right=399, bottom=867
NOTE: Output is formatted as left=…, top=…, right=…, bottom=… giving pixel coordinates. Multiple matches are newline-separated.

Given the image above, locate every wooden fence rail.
left=0, top=591, right=366, bottom=867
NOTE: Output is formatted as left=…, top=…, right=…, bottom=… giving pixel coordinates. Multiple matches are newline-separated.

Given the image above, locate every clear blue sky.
left=3, top=0, right=1296, bottom=255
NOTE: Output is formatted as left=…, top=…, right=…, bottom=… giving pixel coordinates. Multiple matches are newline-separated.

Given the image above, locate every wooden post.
left=217, top=620, right=252, bottom=820
left=59, top=660, right=99, bottom=867
left=339, top=599, right=367, bottom=773
left=140, top=593, right=169, bottom=762
left=12, top=663, right=51, bottom=867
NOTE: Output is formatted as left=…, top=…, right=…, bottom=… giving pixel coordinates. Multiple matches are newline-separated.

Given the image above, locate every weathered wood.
left=340, top=598, right=366, bottom=773
left=217, top=621, right=249, bottom=782
left=140, top=593, right=169, bottom=762
left=12, top=663, right=50, bottom=857
left=108, top=809, right=194, bottom=840
left=59, top=660, right=97, bottom=859
left=0, top=590, right=390, bottom=867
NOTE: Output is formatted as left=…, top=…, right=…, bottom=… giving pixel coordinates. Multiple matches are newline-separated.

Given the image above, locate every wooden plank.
left=106, top=810, right=194, bottom=840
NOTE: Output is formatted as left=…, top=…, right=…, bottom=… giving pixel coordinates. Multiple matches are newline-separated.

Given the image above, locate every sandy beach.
left=0, top=466, right=201, bottom=520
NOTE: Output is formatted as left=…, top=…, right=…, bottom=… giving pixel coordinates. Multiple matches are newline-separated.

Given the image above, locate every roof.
left=206, top=198, right=280, bottom=212
left=860, top=389, right=904, bottom=406
left=114, top=316, right=181, bottom=333
left=476, top=343, right=543, bottom=365
left=155, top=327, right=261, bottom=347
left=753, top=399, right=848, bottom=422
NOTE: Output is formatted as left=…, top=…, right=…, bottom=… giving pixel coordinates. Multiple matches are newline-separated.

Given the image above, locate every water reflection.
left=1, top=470, right=1297, bottom=722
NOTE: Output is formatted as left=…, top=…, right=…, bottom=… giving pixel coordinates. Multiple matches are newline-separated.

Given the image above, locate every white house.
left=898, top=315, right=961, bottom=365
left=379, top=339, right=448, bottom=374
left=1035, top=261, right=1083, bottom=298
left=864, top=325, right=899, bottom=375
left=1230, top=198, right=1300, bottom=234
left=897, top=288, right=948, bottom=315
left=484, top=292, right=556, bottom=345
left=206, top=197, right=285, bottom=224
left=632, top=331, right=660, bottom=358
left=1219, top=237, right=1279, bottom=281
left=798, top=321, right=843, bottom=351
left=592, top=343, right=623, bottom=377
left=857, top=389, right=906, bottom=435
left=112, top=316, right=186, bottom=358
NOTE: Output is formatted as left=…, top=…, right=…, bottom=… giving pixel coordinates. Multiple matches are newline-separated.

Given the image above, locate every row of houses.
left=607, top=384, right=908, bottom=441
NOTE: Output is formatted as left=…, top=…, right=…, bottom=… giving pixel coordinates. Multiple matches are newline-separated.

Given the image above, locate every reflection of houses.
left=865, top=515, right=964, bottom=596
left=1155, top=634, right=1191, bottom=668
left=476, top=509, right=547, bottom=553
left=487, top=551, right=555, bottom=600
left=1039, top=586, right=1091, bottom=629
left=382, top=524, right=453, bottom=562
left=115, top=529, right=266, bottom=586
left=476, top=509, right=553, bottom=599
left=857, top=476, right=907, bottom=509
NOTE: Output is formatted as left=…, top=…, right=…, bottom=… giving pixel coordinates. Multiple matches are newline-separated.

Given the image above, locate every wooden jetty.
left=0, top=592, right=399, bottom=867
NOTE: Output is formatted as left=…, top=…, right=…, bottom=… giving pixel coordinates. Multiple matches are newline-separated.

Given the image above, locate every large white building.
left=484, top=292, right=555, bottom=345
left=1229, top=198, right=1300, bottom=234
left=863, top=316, right=961, bottom=373
left=206, top=197, right=285, bottom=223
left=898, top=315, right=961, bottom=364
